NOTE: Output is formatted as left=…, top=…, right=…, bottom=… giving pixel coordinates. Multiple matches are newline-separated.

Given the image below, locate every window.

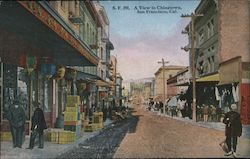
left=61, top=1, right=66, bottom=10
left=198, top=29, right=204, bottom=45
left=101, top=70, right=104, bottom=79
left=207, top=18, right=215, bottom=38
left=207, top=22, right=211, bottom=38
left=74, top=0, right=78, bottom=9
left=210, top=19, right=214, bottom=35
left=101, top=47, right=103, bottom=60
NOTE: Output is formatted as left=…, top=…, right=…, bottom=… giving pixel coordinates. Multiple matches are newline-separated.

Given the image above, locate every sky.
left=100, top=0, right=200, bottom=80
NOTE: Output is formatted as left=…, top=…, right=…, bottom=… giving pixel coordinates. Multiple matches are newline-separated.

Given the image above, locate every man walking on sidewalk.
left=27, top=102, right=47, bottom=149
left=223, top=104, right=242, bottom=157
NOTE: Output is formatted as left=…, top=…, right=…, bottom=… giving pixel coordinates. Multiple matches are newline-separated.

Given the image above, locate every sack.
left=219, top=140, right=229, bottom=153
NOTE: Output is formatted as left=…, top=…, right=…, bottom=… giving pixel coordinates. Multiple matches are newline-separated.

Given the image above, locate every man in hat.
left=223, top=103, right=242, bottom=157
left=6, top=100, right=27, bottom=148
left=27, top=102, right=47, bottom=149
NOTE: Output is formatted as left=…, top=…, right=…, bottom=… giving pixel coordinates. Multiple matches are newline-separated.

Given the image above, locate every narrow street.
left=57, top=103, right=229, bottom=158
left=114, top=104, right=226, bottom=158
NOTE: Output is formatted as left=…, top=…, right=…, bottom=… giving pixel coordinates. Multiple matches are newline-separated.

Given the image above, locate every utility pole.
left=158, top=58, right=169, bottom=115
left=181, top=13, right=203, bottom=122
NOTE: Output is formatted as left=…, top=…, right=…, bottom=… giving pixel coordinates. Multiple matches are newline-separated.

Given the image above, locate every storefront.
left=219, top=56, right=250, bottom=124
left=0, top=1, right=98, bottom=135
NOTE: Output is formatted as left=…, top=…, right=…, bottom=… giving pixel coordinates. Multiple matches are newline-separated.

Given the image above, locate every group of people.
left=197, top=104, right=222, bottom=122
left=6, top=100, right=47, bottom=149
left=5, top=98, right=243, bottom=157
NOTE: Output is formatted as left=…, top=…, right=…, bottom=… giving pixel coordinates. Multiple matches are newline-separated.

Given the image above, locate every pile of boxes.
left=1, top=131, right=12, bottom=141
left=64, top=95, right=82, bottom=140
left=45, top=95, right=84, bottom=144
left=85, top=112, right=103, bottom=132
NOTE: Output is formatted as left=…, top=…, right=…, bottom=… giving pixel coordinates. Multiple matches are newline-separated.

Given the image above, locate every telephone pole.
left=158, top=58, right=169, bottom=115
left=181, top=13, right=203, bottom=122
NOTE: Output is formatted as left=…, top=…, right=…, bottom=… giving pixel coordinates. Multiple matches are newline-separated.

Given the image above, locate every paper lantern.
left=65, top=68, right=77, bottom=80
left=53, top=66, right=65, bottom=80
left=26, top=55, right=37, bottom=74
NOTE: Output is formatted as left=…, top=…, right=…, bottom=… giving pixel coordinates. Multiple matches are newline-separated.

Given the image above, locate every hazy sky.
left=101, top=0, right=200, bottom=80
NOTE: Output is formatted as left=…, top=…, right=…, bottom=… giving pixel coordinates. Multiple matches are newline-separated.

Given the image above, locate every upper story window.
left=207, top=18, right=215, bottom=38
left=198, top=29, right=204, bottom=45
left=101, top=47, right=103, bottom=60
left=61, top=1, right=66, bottom=10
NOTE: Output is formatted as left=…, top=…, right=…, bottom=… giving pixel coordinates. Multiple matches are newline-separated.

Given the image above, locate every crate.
left=67, top=95, right=80, bottom=105
left=44, top=128, right=64, bottom=143
left=84, top=124, right=98, bottom=132
left=1, top=132, right=12, bottom=141
left=58, top=131, right=76, bottom=144
left=64, top=121, right=81, bottom=126
left=64, top=112, right=78, bottom=121
left=66, top=106, right=79, bottom=112
left=81, top=113, right=85, bottom=120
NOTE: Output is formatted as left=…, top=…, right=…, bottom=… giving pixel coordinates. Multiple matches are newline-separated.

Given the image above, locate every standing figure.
left=211, top=105, right=217, bottom=122
left=27, top=102, right=47, bottom=149
left=203, top=104, right=209, bottom=122
left=6, top=100, right=26, bottom=148
left=223, top=104, right=242, bottom=157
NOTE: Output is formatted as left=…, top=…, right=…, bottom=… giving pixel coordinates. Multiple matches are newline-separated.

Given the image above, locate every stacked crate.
left=63, top=95, right=82, bottom=140
left=85, top=112, right=103, bottom=132
left=80, top=111, right=85, bottom=136
left=93, top=112, right=103, bottom=129
left=44, top=128, right=76, bottom=144
left=1, top=132, right=12, bottom=141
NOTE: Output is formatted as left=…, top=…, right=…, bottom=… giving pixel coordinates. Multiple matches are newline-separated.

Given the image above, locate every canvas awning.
left=76, top=71, right=101, bottom=81
left=96, top=80, right=109, bottom=87
left=196, top=73, right=219, bottom=82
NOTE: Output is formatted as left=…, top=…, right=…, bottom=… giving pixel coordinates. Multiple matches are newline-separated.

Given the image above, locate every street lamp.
left=158, top=58, right=169, bottom=115
left=181, top=13, right=203, bottom=122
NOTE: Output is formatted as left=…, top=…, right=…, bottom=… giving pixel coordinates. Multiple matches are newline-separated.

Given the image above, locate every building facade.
left=185, top=0, right=250, bottom=124
left=0, top=1, right=102, bottom=137
left=154, top=65, right=186, bottom=102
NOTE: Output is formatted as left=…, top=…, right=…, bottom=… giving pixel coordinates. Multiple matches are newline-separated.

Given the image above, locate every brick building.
left=184, top=0, right=250, bottom=124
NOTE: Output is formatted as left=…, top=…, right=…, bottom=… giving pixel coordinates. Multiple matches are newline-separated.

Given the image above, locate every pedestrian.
left=222, top=104, right=242, bottom=157
left=203, top=104, right=209, bottom=122
left=211, top=105, right=217, bottom=122
left=6, top=100, right=27, bottom=148
left=27, top=102, right=47, bottom=149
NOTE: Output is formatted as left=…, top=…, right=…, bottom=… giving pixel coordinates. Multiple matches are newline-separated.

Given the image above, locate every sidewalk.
left=151, top=109, right=250, bottom=158
left=0, top=119, right=114, bottom=159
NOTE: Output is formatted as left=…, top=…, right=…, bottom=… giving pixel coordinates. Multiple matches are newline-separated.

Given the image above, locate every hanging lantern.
left=26, top=55, right=37, bottom=74
left=65, top=68, right=77, bottom=80
left=53, top=65, right=65, bottom=80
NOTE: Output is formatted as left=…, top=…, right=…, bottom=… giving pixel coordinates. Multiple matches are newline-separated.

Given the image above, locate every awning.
left=175, top=82, right=191, bottom=86
left=96, top=80, right=109, bottom=87
left=0, top=1, right=98, bottom=66
left=196, top=73, right=219, bottom=82
left=76, top=71, right=101, bottom=81
left=113, top=96, right=126, bottom=100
